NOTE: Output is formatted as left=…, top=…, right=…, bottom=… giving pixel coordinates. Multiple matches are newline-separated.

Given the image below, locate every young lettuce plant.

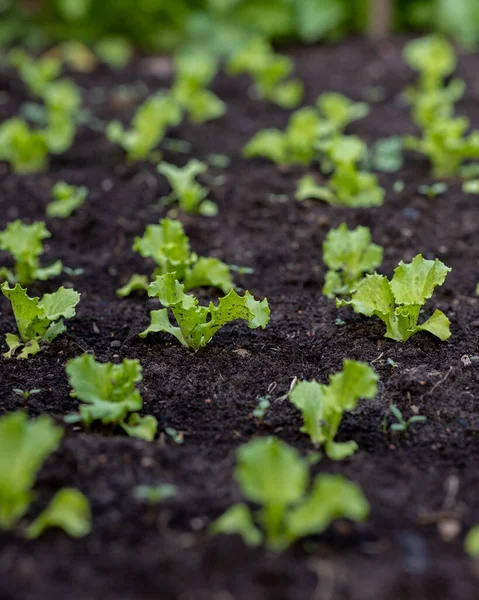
left=47, top=181, right=88, bottom=219
left=0, top=118, right=49, bottom=173
left=316, top=92, right=369, bottom=134
left=227, top=37, right=303, bottom=109
left=157, top=160, right=218, bottom=216
left=338, top=254, right=451, bottom=342
left=210, top=436, right=369, bottom=551
left=0, top=220, right=63, bottom=286
left=296, top=136, right=384, bottom=207
left=0, top=411, right=91, bottom=538
left=106, top=93, right=182, bottom=162
left=42, top=79, right=82, bottom=155
left=403, top=35, right=457, bottom=96
left=243, top=107, right=321, bottom=166
left=289, top=360, right=378, bottom=460
left=65, top=354, right=157, bottom=442
left=322, top=224, right=383, bottom=299
left=117, top=218, right=233, bottom=297
left=9, top=48, right=62, bottom=97
left=171, top=52, right=226, bottom=124
left=140, top=273, right=270, bottom=350
left=2, top=283, right=80, bottom=358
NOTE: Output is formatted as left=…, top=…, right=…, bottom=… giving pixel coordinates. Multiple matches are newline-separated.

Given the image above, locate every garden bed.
left=1, top=37, right=479, bottom=600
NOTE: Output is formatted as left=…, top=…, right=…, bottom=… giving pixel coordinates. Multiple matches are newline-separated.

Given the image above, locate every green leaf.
left=296, top=175, right=334, bottom=203
left=317, top=92, right=369, bottom=132
left=133, top=484, right=177, bottom=503
left=210, top=503, right=263, bottom=547
left=390, top=254, right=451, bottom=306
left=416, top=309, right=451, bottom=341
left=142, top=273, right=270, bottom=350
left=286, top=474, right=369, bottom=542
left=158, top=160, right=216, bottom=215
left=322, top=224, right=383, bottom=298
left=184, top=257, right=233, bottom=294
left=117, top=274, right=150, bottom=297
left=403, top=35, right=456, bottom=91
left=465, top=525, right=479, bottom=557
left=289, top=381, right=326, bottom=445
left=95, top=37, right=133, bottom=69
left=26, top=488, right=91, bottom=539
left=47, top=181, right=88, bottom=219
left=243, top=129, right=287, bottom=165
left=65, top=355, right=154, bottom=436
left=0, top=412, right=63, bottom=530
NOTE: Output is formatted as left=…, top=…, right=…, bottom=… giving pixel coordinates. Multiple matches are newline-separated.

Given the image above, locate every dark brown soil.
left=1, top=37, right=479, bottom=600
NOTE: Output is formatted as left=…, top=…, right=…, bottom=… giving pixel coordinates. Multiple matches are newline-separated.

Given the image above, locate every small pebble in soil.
left=110, top=340, right=121, bottom=348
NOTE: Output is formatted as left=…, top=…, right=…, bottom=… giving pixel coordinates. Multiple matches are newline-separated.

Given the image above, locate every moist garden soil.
left=1, top=37, right=479, bottom=600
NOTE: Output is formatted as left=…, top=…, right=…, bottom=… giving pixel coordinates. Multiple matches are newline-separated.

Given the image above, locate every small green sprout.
left=106, top=93, right=182, bottom=162
left=65, top=354, right=157, bottom=442
left=0, top=220, right=62, bottom=286
left=338, top=254, right=451, bottom=342
left=133, top=484, right=177, bottom=503
left=227, top=37, right=303, bottom=109
left=386, top=404, right=427, bottom=434
left=322, top=224, right=383, bottom=299
left=210, top=436, right=369, bottom=551
left=418, top=182, right=448, bottom=198
left=117, top=218, right=234, bottom=297
left=94, top=36, right=133, bottom=69
left=2, top=283, right=80, bottom=359
left=171, top=53, right=226, bottom=124
left=370, top=136, right=404, bottom=173
left=244, top=107, right=320, bottom=166
left=0, top=411, right=91, bottom=538
left=165, top=427, right=184, bottom=444
left=140, top=273, right=270, bottom=350
left=465, top=526, right=479, bottom=558
left=9, top=48, right=62, bottom=97
left=463, top=180, right=479, bottom=194
left=289, top=360, right=378, bottom=460
left=47, top=181, right=88, bottom=219
left=157, top=160, right=218, bottom=216
left=13, top=388, right=42, bottom=407
left=252, top=396, right=271, bottom=421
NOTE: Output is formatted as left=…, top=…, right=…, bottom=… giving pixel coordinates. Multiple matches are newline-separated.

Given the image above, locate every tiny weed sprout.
left=418, top=182, right=448, bottom=198
left=338, top=254, right=451, bottom=342
left=465, top=526, right=479, bottom=558
left=133, top=484, right=177, bottom=503
left=322, top=224, right=383, bottom=299
left=106, top=92, right=182, bottom=162
left=386, top=404, right=427, bottom=434
left=0, top=220, right=62, bottom=286
left=117, top=218, right=233, bottom=297
left=210, top=436, right=369, bottom=551
left=227, top=37, right=303, bottom=109
left=13, top=387, right=41, bottom=407
left=157, top=160, right=218, bottom=216
left=296, top=136, right=384, bottom=207
left=65, top=354, right=157, bottom=442
left=47, top=181, right=88, bottom=219
left=140, top=272, right=270, bottom=350
left=0, top=411, right=91, bottom=538
left=172, top=53, right=226, bottom=124
left=9, top=48, right=62, bottom=97
left=289, top=360, right=378, bottom=460
left=252, top=396, right=271, bottom=421
left=2, top=283, right=80, bottom=358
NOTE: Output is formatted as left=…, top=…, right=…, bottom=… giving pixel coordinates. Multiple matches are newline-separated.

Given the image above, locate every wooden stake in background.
left=369, top=0, right=392, bottom=39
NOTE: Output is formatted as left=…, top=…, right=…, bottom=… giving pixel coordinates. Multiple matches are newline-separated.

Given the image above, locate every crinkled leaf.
left=390, top=254, right=451, bottom=306
left=117, top=274, right=150, bottom=297
left=121, top=413, right=158, bottom=442
left=184, top=257, right=233, bottom=294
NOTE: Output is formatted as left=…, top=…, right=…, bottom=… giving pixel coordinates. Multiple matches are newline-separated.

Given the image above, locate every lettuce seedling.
left=227, top=37, right=303, bottom=109
left=210, top=436, right=368, bottom=551
left=65, top=354, right=157, bottom=441
left=0, top=411, right=91, bottom=538
left=140, top=273, right=270, bottom=350
left=0, top=118, right=49, bottom=173
left=338, top=254, right=451, bottom=342
left=404, top=116, right=479, bottom=178
left=9, top=48, right=62, bottom=97
left=2, top=283, right=80, bottom=358
left=94, top=36, right=133, bottom=69
left=158, top=160, right=218, bottom=216
left=42, top=79, right=82, bottom=154
left=316, top=92, right=369, bottom=133
left=118, top=218, right=233, bottom=297
left=296, top=136, right=384, bottom=207
left=403, top=35, right=457, bottom=94
left=289, top=361, right=378, bottom=459
left=106, top=93, right=182, bottom=162
left=47, top=181, right=88, bottom=219
left=0, top=220, right=63, bottom=286
left=322, top=224, right=383, bottom=298
left=171, top=53, right=226, bottom=124
left=244, top=107, right=321, bottom=166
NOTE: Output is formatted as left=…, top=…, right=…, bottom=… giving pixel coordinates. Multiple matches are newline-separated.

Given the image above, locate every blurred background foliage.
left=1, top=0, right=479, bottom=53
